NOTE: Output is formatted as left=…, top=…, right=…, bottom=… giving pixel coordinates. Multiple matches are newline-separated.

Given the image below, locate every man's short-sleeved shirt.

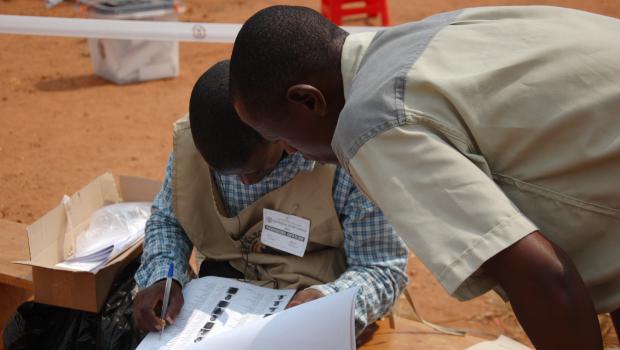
left=333, top=6, right=620, bottom=312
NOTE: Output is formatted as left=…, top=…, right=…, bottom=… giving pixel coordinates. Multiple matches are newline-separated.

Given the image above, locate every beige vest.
left=171, top=116, right=346, bottom=290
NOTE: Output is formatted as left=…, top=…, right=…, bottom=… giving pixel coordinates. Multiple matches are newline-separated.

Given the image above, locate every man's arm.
left=303, top=167, right=409, bottom=336
left=345, top=123, right=604, bottom=348
left=133, top=153, right=194, bottom=331
left=483, top=231, right=602, bottom=349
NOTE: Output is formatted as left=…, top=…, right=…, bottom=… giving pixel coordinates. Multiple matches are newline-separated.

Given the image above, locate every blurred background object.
left=321, top=0, right=389, bottom=25
left=79, top=0, right=185, bottom=84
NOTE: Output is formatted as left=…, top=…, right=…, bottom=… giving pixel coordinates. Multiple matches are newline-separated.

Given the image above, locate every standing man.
left=229, top=5, right=620, bottom=349
left=133, top=61, right=409, bottom=337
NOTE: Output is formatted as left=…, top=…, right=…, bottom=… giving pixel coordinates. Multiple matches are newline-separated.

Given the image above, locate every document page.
left=186, top=286, right=358, bottom=350
left=137, top=276, right=296, bottom=350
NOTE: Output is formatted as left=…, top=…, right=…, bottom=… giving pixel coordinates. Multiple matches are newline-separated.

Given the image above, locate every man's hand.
left=287, top=288, right=325, bottom=308
left=133, top=280, right=184, bottom=332
left=483, top=231, right=603, bottom=350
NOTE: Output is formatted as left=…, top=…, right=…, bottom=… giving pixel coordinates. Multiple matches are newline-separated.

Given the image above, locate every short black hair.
left=189, top=60, right=264, bottom=171
left=230, top=5, right=348, bottom=114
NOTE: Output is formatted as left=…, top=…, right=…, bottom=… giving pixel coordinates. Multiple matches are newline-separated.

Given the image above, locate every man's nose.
left=240, top=174, right=260, bottom=185
left=282, top=143, right=298, bottom=154
left=240, top=175, right=251, bottom=185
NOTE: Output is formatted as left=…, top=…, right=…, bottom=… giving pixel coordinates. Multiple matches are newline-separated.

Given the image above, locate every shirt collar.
left=340, top=32, right=377, bottom=99
left=285, top=152, right=315, bottom=172
left=258, top=152, right=315, bottom=184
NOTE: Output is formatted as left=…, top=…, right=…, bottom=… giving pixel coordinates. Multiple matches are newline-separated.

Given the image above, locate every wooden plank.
left=0, top=220, right=33, bottom=350
left=0, top=219, right=33, bottom=290
left=359, top=316, right=487, bottom=350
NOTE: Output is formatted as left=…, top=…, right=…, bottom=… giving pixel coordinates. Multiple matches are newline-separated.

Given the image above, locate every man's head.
left=190, top=60, right=284, bottom=185
left=230, top=5, right=348, bottom=163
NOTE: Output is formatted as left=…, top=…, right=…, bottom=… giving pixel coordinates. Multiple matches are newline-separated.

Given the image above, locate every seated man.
left=132, top=60, right=409, bottom=337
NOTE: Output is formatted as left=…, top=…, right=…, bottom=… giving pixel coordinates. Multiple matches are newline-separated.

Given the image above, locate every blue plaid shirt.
left=135, top=152, right=408, bottom=334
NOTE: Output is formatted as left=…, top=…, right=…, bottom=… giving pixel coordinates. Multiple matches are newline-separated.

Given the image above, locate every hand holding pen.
left=133, top=262, right=185, bottom=333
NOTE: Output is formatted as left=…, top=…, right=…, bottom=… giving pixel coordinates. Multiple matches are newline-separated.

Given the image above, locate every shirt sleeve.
left=346, top=123, right=538, bottom=301
left=309, top=166, right=409, bottom=336
left=134, top=153, right=194, bottom=289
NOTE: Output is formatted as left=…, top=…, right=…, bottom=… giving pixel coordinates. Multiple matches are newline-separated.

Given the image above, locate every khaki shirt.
left=333, top=6, right=620, bottom=311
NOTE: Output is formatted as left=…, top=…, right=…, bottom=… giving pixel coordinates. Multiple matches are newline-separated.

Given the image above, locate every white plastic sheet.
left=75, top=202, right=151, bottom=255
left=56, top=202, right=151, bottom=272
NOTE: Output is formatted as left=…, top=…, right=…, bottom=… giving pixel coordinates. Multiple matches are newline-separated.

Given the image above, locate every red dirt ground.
left=1, top=0, right=619, bottom=347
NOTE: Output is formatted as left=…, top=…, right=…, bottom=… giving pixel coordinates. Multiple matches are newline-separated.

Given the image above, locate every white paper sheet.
left=137, top=277, right=296, bottom=350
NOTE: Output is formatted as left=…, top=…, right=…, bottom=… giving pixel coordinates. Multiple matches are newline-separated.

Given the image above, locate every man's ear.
left=286, top=84, right=327, bottom=116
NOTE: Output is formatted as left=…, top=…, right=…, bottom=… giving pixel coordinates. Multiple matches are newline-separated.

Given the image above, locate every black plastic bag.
left=97, top=260, right=144, bottom=350
left=3, top=302, right=98, bottom=350
left=3, top=258, right=144, bottom=350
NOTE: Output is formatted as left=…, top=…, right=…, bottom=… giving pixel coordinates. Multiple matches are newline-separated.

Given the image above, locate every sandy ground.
left=1, top=0, right=619, bottom=347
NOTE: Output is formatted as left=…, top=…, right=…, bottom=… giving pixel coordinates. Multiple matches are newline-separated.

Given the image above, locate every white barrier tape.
left=0, top=15, right=240, bottom=42
left=0, top=15, right=383, bottom=42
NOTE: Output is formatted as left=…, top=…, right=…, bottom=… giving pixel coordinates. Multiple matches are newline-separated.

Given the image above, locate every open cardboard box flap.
left=14, top=172, right=162, bottom=312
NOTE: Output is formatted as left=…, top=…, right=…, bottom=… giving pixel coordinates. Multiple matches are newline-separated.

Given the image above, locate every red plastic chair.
left=321, top=0, right=390, bottom=26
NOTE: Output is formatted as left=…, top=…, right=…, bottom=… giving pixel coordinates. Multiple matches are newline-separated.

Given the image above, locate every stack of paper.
left=56, top=201, right=151, bottom=272
left=137, top=277, right=358, bottom=350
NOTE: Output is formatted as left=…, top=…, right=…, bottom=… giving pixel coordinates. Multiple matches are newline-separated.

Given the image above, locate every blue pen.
left=160, top=262, right=174, bottom=338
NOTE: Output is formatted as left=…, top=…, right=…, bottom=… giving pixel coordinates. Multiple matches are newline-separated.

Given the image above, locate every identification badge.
left=261, top=208, right=310, bottom=257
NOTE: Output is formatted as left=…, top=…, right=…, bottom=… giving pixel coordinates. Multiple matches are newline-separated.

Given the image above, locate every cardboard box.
left=16, top=173, right=162, bottom=313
